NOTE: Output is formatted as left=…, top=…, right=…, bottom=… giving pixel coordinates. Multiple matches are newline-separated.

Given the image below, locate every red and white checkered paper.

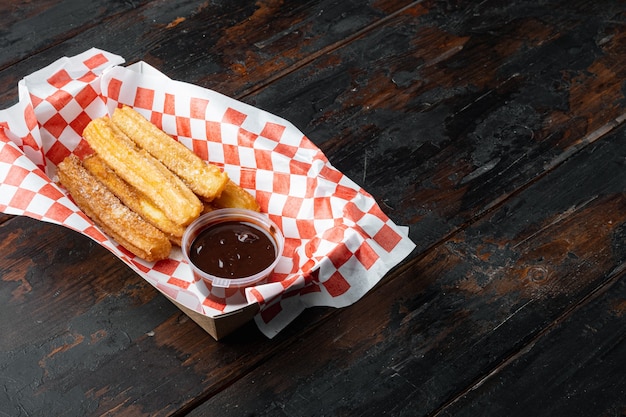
left=0, top=48, right=415, bottom=338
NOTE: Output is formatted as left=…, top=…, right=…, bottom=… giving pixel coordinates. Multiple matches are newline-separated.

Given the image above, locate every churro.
left=57, top=155, right=172, bottom=261
left=111, top=106, right=229, bottom=200
left=211, top=179, right=260, bottom=212
left=83, top=155, right=185, bottom=244
left=83, top=117, right=202, bottom=226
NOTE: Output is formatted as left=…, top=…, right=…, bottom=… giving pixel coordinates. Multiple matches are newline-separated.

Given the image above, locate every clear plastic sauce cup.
left=182, top=208, right=284, bottom=290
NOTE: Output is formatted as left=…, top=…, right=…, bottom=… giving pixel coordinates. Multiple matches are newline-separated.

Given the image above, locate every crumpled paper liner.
left=0, top=48, right=415, bottom=338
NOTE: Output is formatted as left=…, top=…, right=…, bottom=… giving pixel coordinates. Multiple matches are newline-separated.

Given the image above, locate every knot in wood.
left=526, top=266, right=548, bottom=283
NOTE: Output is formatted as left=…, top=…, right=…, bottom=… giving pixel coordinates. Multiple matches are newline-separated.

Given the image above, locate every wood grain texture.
left=0, top=0, right=414, bottom=106
left=1, top=0, right=625, bottom=415
left=438, top=272, right=626, bottom=417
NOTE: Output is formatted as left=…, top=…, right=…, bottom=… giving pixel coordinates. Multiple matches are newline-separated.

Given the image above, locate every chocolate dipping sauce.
left=189, top=220, right=276, bottom=278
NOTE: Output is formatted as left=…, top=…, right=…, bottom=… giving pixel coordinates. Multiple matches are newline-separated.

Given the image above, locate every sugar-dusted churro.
left=83, top=155, right=185, bottom=244
left=57, top=155, right=172, bottom=261
left=211, top=179, right=260, bottom=212
left=83, top=117, right=202, bottom=226
left=111, top=106, right=229, bottom=201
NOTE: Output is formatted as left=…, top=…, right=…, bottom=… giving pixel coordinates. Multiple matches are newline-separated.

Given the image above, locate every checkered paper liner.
left=0, top=48, right=415, bottom=338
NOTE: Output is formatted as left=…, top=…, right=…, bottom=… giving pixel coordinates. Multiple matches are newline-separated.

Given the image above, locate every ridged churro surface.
left=57, top=155, right=172, bottom=261
left=83, top=117, right=202, bottom=226
left=83, top=155, right=185, bottom=244
left=112, top=106, right=229, bottom=200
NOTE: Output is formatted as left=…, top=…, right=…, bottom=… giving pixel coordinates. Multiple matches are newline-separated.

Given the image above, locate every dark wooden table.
left=2, top=1, right=625, bottom=415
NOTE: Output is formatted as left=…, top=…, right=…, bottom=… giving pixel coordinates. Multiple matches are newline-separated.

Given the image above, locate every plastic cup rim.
left=181, top=208, right=284, bottom=288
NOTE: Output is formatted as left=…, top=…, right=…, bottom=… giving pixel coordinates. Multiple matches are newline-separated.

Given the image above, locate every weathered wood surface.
left=1, top=0, right=625, bottom=416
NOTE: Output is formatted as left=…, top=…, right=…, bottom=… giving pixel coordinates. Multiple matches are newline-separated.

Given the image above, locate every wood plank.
left=0, top=0, right=186, bottom=112
left=0, top=0, right=415, bottom=106
left=437, top=272, right=626, bottom=417
left=187, top=110, right=626, bottom=417
left=0, top=216, right=173, bottom=415
left=0, top=0, right=151, bottom=69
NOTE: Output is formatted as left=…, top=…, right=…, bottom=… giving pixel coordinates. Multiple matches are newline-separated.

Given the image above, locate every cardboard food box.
left=170, top=297, right=259, bottom=340
left=0, top=49, right=415, bottom=340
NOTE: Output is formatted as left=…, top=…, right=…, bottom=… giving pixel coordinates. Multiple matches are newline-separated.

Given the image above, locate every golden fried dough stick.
left=211, top=179, right=260, bottom=212
left=201, top=202, right=216, bottom=214
left=111, top=106, right=229, bottom=201
left=83, top=117, right=202, bottom=226
left=57, top=155, right=172, bottom=262
left=83, top=155, right=185, bottom=244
